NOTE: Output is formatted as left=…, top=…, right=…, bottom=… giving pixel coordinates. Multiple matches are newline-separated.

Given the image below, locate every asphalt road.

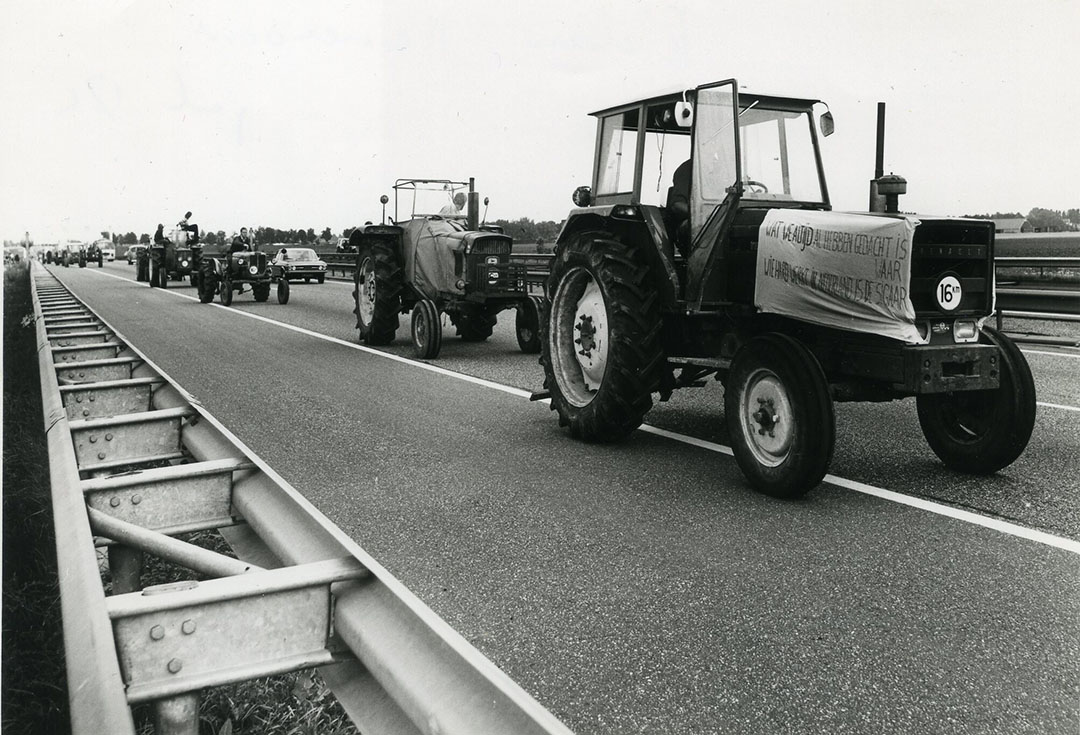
left=43, top=262, right=1080, bottom=734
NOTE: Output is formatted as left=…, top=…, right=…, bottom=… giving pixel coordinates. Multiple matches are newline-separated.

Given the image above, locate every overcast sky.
left=2, top=0, right=1077, bottom=243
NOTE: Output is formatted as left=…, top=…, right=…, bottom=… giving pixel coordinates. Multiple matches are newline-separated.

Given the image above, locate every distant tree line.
left=964, top=208, right=1080, bottom=232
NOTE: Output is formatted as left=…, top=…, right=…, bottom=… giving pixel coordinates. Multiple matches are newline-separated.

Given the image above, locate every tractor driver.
left=438, top=192, right=467, bottom=218
left=230, top=227, right=254, bottom=253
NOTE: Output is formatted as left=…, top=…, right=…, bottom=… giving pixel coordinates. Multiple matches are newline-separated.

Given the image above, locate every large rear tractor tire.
left=411, top=299, right=442, bottom=359
left=916, top=326, right=1036, bottom=474
left=452, top=306, right=497, bottom=342
left=540, top=231, right=663, bottom=441
left=724, top=333, right=836, bottom=498
left=353, top=241, right=402, bottom=345
left=516, top=295, right=545, bottom=353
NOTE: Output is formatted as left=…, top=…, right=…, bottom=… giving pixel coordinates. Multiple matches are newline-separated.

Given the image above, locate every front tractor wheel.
left=725, top=333, right=836, bottom=499
left=516, top=295, right=545, bottom=353
left=411, top=299, right=442, bottom=359
left=353, top=242, right=402, bottom=345
left=220, top=277, right=233, bottom=306
left=253, top=283, right=271, bottom=302
left=277, top=278, right=290, bottom=304
left=916, top=326, right=1036, bottom=474
left=541, top=232, right=662, bottom=441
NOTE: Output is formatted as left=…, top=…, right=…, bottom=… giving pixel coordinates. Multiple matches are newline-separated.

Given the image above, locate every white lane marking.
left=70, top=267, right=1080, bottom=555
left=1040, top=401, right=1080, bottom=413
left=1023, top=348, right=1080, bottom=359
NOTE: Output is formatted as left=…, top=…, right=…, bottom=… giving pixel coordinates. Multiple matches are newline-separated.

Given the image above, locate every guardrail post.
left=109, top=545, right=144, bottom=595
left=153, top=693, right=200, bottom=735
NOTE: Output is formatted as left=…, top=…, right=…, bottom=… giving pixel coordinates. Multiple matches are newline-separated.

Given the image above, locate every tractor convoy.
left=54, top=78, right=1036, bottom=499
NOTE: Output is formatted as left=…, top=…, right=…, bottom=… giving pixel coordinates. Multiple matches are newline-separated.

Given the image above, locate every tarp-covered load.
left=754, top=209, right=925, bottom=344
left=401, top=218, right=467, bottom=300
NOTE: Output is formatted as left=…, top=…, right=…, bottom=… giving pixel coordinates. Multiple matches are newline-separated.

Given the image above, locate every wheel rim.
left=414, top=306, right=428, bottom=346
left=358, top=257, right=375, bottom=326
left=935, top=391, right=994, bottom=443
left=550, top=268, right=609, bottom=407
left=739, top=368, right=795, bottom=467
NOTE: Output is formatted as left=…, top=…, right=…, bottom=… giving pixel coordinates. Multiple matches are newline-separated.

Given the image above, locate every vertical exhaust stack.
left=869, top=102, right=907, bottom=214
left=467, top=176, right=480, bottom=231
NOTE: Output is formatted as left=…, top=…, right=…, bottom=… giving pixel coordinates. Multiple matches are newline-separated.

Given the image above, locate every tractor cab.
left=567, top=79, right=834, bottom=306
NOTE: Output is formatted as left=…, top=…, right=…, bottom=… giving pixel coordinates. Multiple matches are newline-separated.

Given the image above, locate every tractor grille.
left=909, top=219, right=994, bottom=317
left=470, top=262, right=529, bottom=294
left=469, top=237, right=512, bottom=257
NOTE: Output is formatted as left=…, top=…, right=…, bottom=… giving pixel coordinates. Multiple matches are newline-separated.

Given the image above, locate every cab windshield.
left=691, top=83, right=824, bottom=238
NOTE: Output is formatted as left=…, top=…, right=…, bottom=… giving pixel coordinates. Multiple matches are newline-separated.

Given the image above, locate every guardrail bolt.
left=131, top=494, right=142, bottom=505
left=75, top=395, right=82, bottom=403
left=82, top=409, right=90, bottom=416
left=97, top=452, right=106, bottom=460
left=88, top=394, right=95, bottom=401
left=109, top=497, right=121, bottom=508
left=167, top=658, right=183, bottom=674
left=89, top=435, right=97, bottom=443
left=181, top=620, right=196, bottom=635
left=150, top=625, right=165, bottom=641
left=105, top=433, right=113, bottom=441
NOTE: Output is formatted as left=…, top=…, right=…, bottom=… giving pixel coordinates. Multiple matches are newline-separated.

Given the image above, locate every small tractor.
left=199, top=243, right=289, bottom=306
left=537, top=79, right=1035, bottom=498
left=349, top=178, right=544, bottom=359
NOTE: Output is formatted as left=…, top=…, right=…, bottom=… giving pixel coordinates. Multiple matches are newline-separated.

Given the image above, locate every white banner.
left=755, top=210, right=925, bottom=344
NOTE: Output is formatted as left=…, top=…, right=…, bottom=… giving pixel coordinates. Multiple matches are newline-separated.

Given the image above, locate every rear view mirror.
left=820, top=111, right=835, bottom=137
left=675, top=101, right=694, bottom=128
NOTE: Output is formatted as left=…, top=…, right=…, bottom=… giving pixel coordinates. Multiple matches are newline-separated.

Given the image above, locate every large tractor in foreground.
left=538, top=79, right=1035, bottom=499
left=349, top=178, right=545, bottom=359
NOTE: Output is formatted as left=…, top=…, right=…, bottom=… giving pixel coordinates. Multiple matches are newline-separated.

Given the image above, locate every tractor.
left=349, top=178, right=544, bottom=359
left=198, top=243, right=289, bottom=306
left=537, top=79, right=1035, bottom=499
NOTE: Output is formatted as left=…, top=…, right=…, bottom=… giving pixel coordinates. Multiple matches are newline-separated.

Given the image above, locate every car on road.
left=269, top=247, right=328, bottom=284
left=127, top=245, right=147, bottom=265
left=100, top=245, right=116, bottom=261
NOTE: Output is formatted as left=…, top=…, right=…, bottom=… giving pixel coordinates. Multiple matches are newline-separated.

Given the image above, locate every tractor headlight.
left=485, top=256, right=498, bottom=266
left=249, top=265, right=258, bottom=275
left=456, top=278, right=466, bottom=289
left=953, top=320, right=978, bottom=342
left=488, top=270, right=499, bottom=282
left=181, top=260, right=189, bottom=267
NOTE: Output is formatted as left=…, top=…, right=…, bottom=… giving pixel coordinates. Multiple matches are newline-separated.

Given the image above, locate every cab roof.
left=589, top=81, right=821, bottom=118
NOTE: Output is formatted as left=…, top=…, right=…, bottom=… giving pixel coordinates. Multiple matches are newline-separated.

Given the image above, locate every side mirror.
left=675, top=101, right=694, bottom=128
left=572, top=186, right=592, bottom=207
left=379, top=195, right=389, bottom=204
left=820, top=111, right=835, bottom=137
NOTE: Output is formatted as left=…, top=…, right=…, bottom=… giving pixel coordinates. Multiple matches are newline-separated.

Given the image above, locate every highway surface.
left=44, top=261, right=1079, bottom=734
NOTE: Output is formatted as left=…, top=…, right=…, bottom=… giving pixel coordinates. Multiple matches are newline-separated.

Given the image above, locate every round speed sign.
left=935, top=275, right=962, bottom=311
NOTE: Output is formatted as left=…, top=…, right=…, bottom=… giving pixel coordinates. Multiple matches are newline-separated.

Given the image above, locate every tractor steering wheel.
left=743, top=179, right=769, bottom=194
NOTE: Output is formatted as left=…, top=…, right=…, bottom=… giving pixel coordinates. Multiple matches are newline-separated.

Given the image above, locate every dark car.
left=269, top=247, right=328, bottom=283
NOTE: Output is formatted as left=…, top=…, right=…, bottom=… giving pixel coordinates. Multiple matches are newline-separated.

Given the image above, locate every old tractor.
left=199, top=243, right=289, bottom=306
left=538, top=79, right=1035, bottom=498
left=349, top=178, right=544, bottom=359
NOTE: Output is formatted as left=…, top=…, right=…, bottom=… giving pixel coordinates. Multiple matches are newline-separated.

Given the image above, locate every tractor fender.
left=556, top=206, right=680, bottom=308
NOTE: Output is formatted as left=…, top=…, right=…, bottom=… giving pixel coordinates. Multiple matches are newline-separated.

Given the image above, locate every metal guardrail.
left=31, top=262, right=573, bottom=735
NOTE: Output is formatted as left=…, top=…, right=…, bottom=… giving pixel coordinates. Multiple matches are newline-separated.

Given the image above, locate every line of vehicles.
left=54, top=78, right=1038, bottom=500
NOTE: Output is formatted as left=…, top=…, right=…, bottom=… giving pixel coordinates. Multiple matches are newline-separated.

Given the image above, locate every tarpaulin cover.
left=401, top=218, right=467, bottom=299
left=755, top=209, right=925, bottom=344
